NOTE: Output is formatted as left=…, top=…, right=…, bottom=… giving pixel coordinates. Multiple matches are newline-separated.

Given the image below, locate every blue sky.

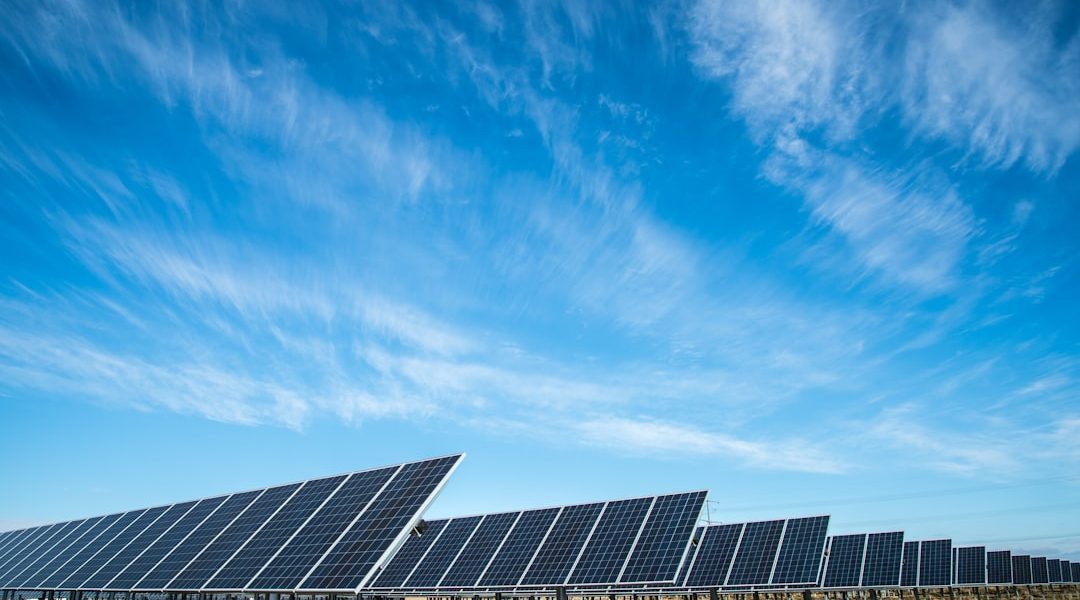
left=1, top=0, right=1078, bottom=560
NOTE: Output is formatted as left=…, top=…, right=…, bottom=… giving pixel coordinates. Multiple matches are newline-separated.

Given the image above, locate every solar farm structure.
left=0, top=454, right=1077, bottom=600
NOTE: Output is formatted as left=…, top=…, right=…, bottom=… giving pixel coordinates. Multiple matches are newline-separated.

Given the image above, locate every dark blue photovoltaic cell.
left=1012, top=555, right=1031, bottom=584
left=0, top=522, right=81, bottom=586
left=986, top=550, right=1011, bottom=584
left=83, top=502, right=197, bottom=589
left=247, top=467, right=397, bottom=590
left=861, top=532, right=903, bottom=587
left=919, top=540, right=951, bottom=586
left=0, top=528, right=43, bottom=572
left=207, top=476, right=346, bottom=589
left=2, top=519, right=96, bottom=588
left=371, top=520, right=449, bottom=588
left=901, top=542, right=919, bottom=586
left=620, top=492, right=706, bottom=584
left=135, top=492, right=261, bottom=589
left=567, top=498, right=652, bottom=585
left=1070, top=562, right=1079, bottom=583
left=726, top=520, right=784, bottom=586
left=1031, top=557, right=1049, bottom=584
left=168, top=486, right=298, bottom=590
left=1048, top=559, right=1063, bottom=583
left=676, top=528, right=702, bottom=586
left=441, top=512, right=519, bottom=587
left=63, top=507, right=169, bottom=589
left=824, top=535, right=865, bottom=588
left=956, top=546, right=986, bottom=585
left=35, top=511, right=141, bottom=588
left=519, top=503, right=603, bottom=586
left=478, top=509, right=560, bottom=587
left=20, top=515, right=123, bottom=588
left=772, top=516, right=830, bottom=585
left=685, top=524, right=742, bottom=587
left=299, top=455, right=461, bottom=591
left=110, top=497, right=229, bottom=589
left=403, top=516, right=483, bottom=588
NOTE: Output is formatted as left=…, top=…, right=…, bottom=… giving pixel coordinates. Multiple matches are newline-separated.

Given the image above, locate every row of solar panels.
left=370, top=491, right=707, bottom=590
left=0, top=456, right=462, bottom=592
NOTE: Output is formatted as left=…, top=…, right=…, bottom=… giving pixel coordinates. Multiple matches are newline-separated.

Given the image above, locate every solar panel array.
left=861, top=532, right=904, bottom=587
left=917, top=540, right=952, bottom=587
left=986, top=550, right=1011, bottom=585
left=955, top=546, right=986, bottom=585
left=1013, top=555, right=1032, bottom=585
left=679, top=516, right=829, bottom=588
left=821, top=532, right=904, bottom=588
left=0, top=455, right=461, bottom=592
left=371, top=491, right=706, bottom=590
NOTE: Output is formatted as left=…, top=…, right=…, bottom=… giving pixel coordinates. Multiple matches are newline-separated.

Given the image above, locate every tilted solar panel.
left=771, top=516, right=829, bottom=586
left=918, top=540, right=951, bottom=587
left=0, top=526, right=54, bottom=578
left=986, top=550, right=1011, bottom=585
left=1060, top=560, right=1073, bottom=583
left=676, top=527, right=703, bottom=586
left=618, top=491, right=706, bottom=584
left=1012, top=555, right=1031, bottom=584
left=567, top=497, right=652, bottom=585
left=403, top=516, right=483, bottom=588
left=440, top=512, right=519, bottom=587
left=18, top=514, right=125, bottom=589
left=1031, top=557, right=1049, bottom=584
left=3, top=519, right=97, bottom=588
left=956, top=546, right=986, bottom=585
left=1070, top=562, right=1079, bottom=583
left=86, top=502, right=198, bottom=589
left=823, top=535, right=865, bottom=588
left=371, top=520, right=448, bottom=588
left=114, top=497, right=230, bottom=589
left=1047, top=559, right=1063, bottom=583
left=34, top=510, right=145, bottom=589
left=684, top=523, right=742, bottom=587
left=478, top=508, right=560, bottom=587
left=70, top=506, right=172, bottom=589
left=726, top=520, right=785, bottom=587
left=861, top=532, right=903, bottom=587
left=519, top=503, right=604, bottom=586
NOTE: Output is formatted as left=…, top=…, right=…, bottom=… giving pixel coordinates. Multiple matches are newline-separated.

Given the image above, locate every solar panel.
left=1031, top=557, right=1049, bottom=584
left=298, top=455, right=462, bottom=590
left=84, top=503, right=196, bottom=589
left=63, top=507, right=169, bottom=589
left=246, top=467, right=398, bottom=590
left=1012, top=555, right=1031, bottom=584
left=1048, top=559, right=1063, bottom=583
left=1060, top=560, right=1073, bottom=583
left=1071, top=563, right=1079, bottom=583
left=441, top=512, right=519, bottom=587
left=770, top=516, right=829, bottom=586
left=135, top=491, right=262, bottom=589
left=0, top=526, right=55, bottom=578
left=34, top=511, right=145, bottom=588
left=19, top=514, right=127, bottom=589
left=823, top=535, right=865, bottom=588
left=519, top=503, right=604, bottom=586
left=676, top=528, right=703, bottom=586
left=403, top=516, right=483, bottom=588
left=986, top=550, right=1011, bottom=584
left=861, top=532, right=903, bottom=587
left=371, top=520, right=449, bottom=588
left=726, top=520, right=785, bottom=586
left=207, top=476, right=347, bottom=589
left=918, top=540, right=951, bottom=586
left=684, top=523, right=742, bottom=587
left=2, top=519, right=96, bottom=588
left=477, top=508, right=560, bottom=587
left=567, top=497, right=652, bottom=585
left=618, top=491, right=706, bottom=584
left=956, top=546, right=986, bottom=585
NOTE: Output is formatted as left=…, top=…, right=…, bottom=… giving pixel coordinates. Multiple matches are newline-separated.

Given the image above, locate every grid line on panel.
left=19, top=514, right=125, bottom=589
left=918, top=540, right=952, bottom=587
left=136, top=491, right=262, bottom=590
left=403, top=517, right=482, bottom=588
left=956, top=546, right=986, bottom=585
left=76, top=506, right=173, bottom=590
left=167, top=487, right=298, bottom=590
left=861, top=532, right=904, bottom=587
left=519, top=504, right=604, bottom=586
left=440, top=512, right=520, bottom=587
left=726, top=520, right=785, bottom=587
left=110, top=497, right=230, bottom=589
left=370, top=520, right=448, bottom=588
left=478, top=508, right=560, bottom=587
left=1011, top=555, right=1031, bottom=585
left=567, top=498, right=651, bottom=585
left=771, top=516, right=830, bottom=585
left=297, top=455, right=460, bottom=591
left=35, top=511, right=145, bottom=589
left=87, top=502, right=198, bottom=590
left=823, top=534, right=865, bottom=588
left=685, top=524, right=742, bottom=588
left=206, top=476, right=347, bottom=589
left=619, top=492, right=706, bottom=584
left=247, top=466, right=398, bottom=590
left=1, top=520, right=90, bottom=587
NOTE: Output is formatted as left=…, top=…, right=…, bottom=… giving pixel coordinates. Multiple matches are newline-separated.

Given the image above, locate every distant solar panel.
left=440, top=512, right=519, bottom=587
left=371, top=520, right=448, bottom=588
left=1031, top=557, right=1049, bottom=584
left=676, top=528, right=703, bottom=586
left=1071, top=562, right=1079, bottom=583
left=956, top=546, right=986, bottom=585
left=19, top=514, right=125, bottom=589
left=35, top=510, right=145, bottom=589
left=1012, top=555, right=1031, bottom=584
left=823, top=535, right=865, bottom=588
left=618, top=491, right=706, bottom=584
left=87, top=502, right=199, bottom=589
left=403, top=516, right=483, bottom=588
left=684, top=523, right=742, bottom=587
left=771, top=516, right=830, bottom=586
left=918, top=540, right=951, bottom=586
left=1047, top=559, right=1063, bottom=583
left=1060, top=560, right=1073, bottom=583
left=726, top=520, right=785, bottom=586
left=567, top=497, right=651, bottom=585
left=861, top=532, right=904, bottom=587
left=986, top=550, right=1011, bottom=584
left=2, top=518, right=96, bottom=588
left=519, top=503, right=604, bottom=586
left=476, top=509, right=559, bottom=587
